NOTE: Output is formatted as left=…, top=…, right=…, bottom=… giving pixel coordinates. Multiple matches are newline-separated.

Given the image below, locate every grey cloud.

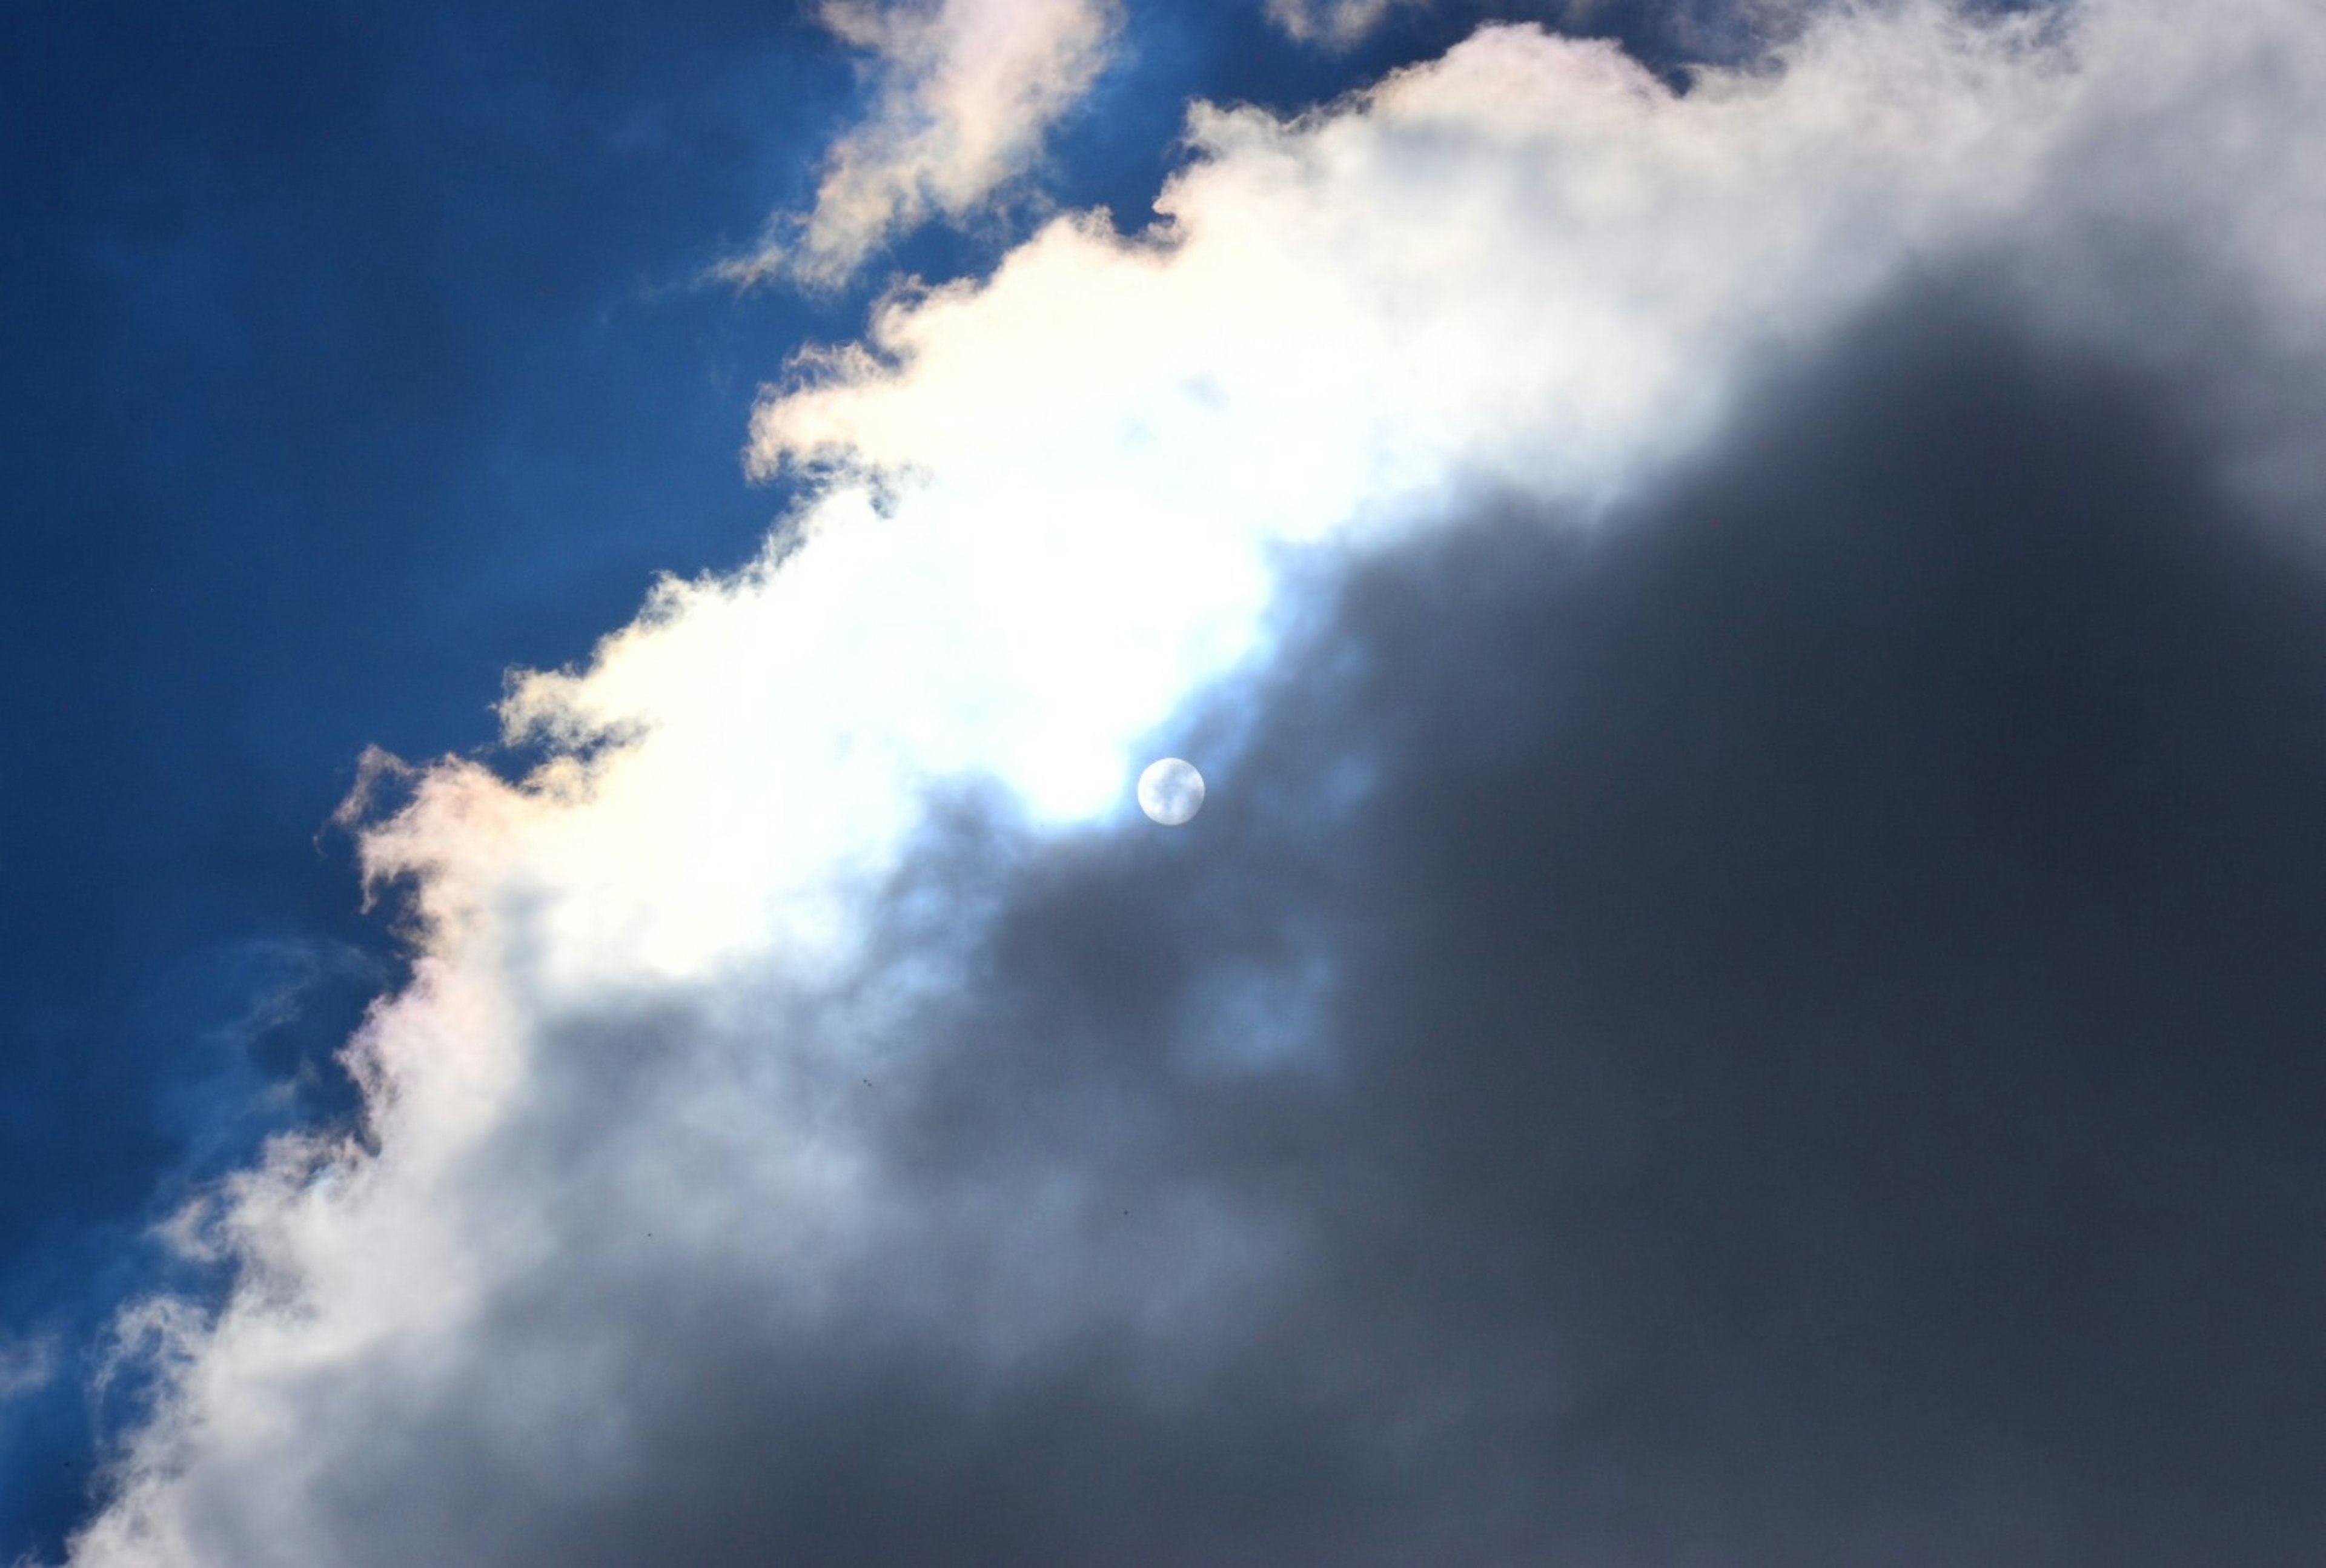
left=858, top=286, right=2326, bottom=1563
left=55, top=4, right=2326, bottom=1561
left=178, top=275, right=2326, bottom=1567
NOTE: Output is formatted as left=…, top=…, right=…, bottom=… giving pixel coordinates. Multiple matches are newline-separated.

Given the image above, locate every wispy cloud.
left=1262, top=0, right=1422, bottom=48
left=0, top=1332, right=59, bottom=1404
left=721, top=0, right=1121, bottom=287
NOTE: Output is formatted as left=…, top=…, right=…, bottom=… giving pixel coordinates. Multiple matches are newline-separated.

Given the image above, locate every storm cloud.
left=55, top=1, right=2326, bottom=1563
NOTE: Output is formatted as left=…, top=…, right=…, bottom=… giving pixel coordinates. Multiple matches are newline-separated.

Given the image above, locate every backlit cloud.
left=59, top=2, right=2326, bottom=1563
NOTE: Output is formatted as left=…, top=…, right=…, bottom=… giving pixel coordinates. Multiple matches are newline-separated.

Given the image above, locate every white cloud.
left=59, top=2, right=2326, bottom=1563
left=723, top=0, right=1121, bottom=286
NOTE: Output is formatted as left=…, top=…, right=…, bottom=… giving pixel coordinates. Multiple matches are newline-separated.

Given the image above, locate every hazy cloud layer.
left=59, top=2, right=2326, bottom=1563
left=722, top=0, right=1120, bottom=286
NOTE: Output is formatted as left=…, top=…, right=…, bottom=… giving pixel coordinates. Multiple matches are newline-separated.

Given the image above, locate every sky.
left=2, top=0, right=2324, bottom=1562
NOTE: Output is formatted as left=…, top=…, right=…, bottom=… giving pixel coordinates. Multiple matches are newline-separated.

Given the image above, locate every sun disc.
left=1137, top=758, right=1205, bottom=825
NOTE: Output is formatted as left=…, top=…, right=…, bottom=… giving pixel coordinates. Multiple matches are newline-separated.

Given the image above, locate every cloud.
left=1263, top=0, right=1422, bottom=47
left=0, top=1334, right=58, bottom=1405
left=59, top=1, right=2326, bottom=1563
left=721, top=0, right=1121, bottom=287
left=1259, top=0, right=1825, bottom=57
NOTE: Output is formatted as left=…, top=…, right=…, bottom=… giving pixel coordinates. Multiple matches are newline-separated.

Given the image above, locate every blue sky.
left=2, top=0, right=857, bottom=1541
left=7, top=2, right=2326, bottom=1563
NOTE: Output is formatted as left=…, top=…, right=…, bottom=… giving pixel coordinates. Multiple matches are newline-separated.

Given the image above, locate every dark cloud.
left=869, top=285, right=2326, bottom=1564
left=243, top=277, right=2326, bottom=1566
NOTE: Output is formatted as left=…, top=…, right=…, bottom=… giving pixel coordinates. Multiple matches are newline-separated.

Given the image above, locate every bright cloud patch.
left=723, top=0, right=1121, bottom=286
left=58, top=2, right=2326, bottom=1564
